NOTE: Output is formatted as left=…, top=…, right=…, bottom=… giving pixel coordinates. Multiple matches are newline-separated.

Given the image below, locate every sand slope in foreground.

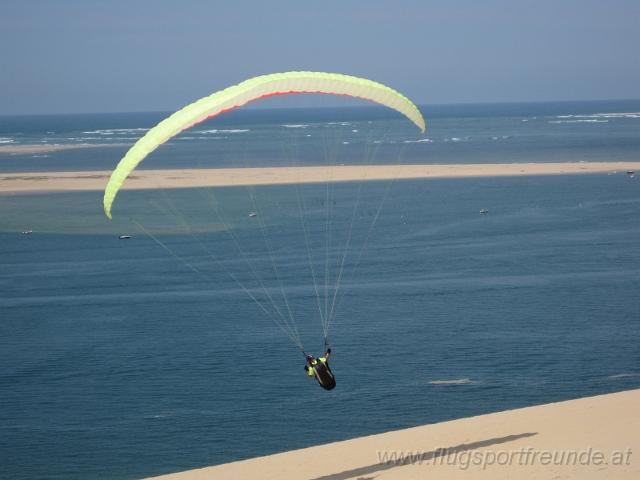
left=148, top=389, right=639, bottom=480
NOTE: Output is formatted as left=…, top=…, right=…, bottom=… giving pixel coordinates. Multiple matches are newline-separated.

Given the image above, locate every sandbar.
left=0, top=143, right=130, bottom=155
left=1, top=162, right=638, bottom=194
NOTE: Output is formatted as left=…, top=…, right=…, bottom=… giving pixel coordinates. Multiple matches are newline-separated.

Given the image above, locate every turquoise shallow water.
left=1, top=103, right=640, bottom=479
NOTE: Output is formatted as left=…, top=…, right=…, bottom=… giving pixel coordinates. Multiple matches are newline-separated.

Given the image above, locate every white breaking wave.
left=0, top=137, right=15, bottom=144
left=82, top=128, right=149, bottom=135
left=607, top=373, right=640, bottom=380
left=556, top=112, right=640, bottom=119
left=403, top=138, right=433, bottom=144
left=198, top=129, right=249, bottom=134
left=69, top=137, right=117, bottom=141
left=429, top=378, right=474, bottom=385
left=444, top=137, right=469, bottom=142
left=549, top=119, right=609, bottom=124
left=178, top=135, right=227, bottom=140
left=282, top=124, right=308, bottom=129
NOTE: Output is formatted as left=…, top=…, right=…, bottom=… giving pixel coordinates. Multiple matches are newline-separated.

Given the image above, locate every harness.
left=307, top=356, right=336, bottom=390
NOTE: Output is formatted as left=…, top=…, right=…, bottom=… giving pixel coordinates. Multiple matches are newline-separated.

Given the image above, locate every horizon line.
left=1, top=97, right=640, bottom=117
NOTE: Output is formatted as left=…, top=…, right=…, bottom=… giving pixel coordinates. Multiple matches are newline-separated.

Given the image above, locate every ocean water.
left=1, top=101, right=640, bottom=479
left=2, top=99, right=640, bottom=173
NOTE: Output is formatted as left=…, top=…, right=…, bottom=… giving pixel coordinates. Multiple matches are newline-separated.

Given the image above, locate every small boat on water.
left=119, top=235, right=131, bottom=240
left=22, top=230, right=33, bottom=235
left=627, top=170, right=635, bottom=177
left=479, top=208, right=489, bottom=215
left=248, top=212, right=257, bottom=218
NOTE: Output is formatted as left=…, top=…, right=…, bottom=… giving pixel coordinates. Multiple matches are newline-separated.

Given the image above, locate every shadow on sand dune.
left=307, top=432, right=538, bottom=480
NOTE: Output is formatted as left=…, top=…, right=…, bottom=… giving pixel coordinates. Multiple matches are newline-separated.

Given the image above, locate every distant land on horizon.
left=2, top=97, right=640, bottom=121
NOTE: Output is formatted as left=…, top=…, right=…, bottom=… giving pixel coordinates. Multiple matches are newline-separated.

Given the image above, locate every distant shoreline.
left=0, top=162, right=638, bottom=194
left=1, top=98, right=639, bottom=118
left=0, top=143, right=130, bottom=155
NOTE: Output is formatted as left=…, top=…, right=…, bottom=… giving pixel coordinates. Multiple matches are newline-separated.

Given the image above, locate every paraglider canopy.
left=103, top=71, right=425, bottom=219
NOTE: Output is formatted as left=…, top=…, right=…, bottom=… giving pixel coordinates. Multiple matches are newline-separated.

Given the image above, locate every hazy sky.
left=1, top=0, right=638, bottom=114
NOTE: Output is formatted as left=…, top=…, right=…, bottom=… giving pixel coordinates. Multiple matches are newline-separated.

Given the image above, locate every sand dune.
left=147, top=389, right=639, bottom=480
left=1, top=162, right=638, bottom=194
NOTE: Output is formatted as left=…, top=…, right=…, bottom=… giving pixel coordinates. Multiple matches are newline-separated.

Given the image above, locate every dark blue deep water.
left=1, top=101, right=640, bottom=479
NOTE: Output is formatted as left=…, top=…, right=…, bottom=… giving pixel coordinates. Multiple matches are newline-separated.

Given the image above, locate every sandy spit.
left=0, top=143, right=130, bottom=155
left=1, top=162, right=639, bottom=194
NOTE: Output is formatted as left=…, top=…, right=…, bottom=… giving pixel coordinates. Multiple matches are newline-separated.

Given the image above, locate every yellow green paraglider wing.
left=103, top=71, right=425, bottom=218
